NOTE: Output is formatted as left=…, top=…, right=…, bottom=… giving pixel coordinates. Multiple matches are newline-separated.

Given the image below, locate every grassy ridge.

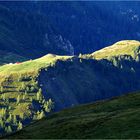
left=8, top=92, right=140, bottom=139
left=90, top=40, right=140, bottom=60
left=0, top=54, right=72, bottom=75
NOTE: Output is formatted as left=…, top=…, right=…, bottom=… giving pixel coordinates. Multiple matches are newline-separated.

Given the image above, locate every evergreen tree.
left=1, top=108, right=6, bottom=117
left=38, top=111, right=45, bottom=120
left=17, top=95, right=20, bottom=104
left=136, top=55, right=140, bottom=62
left=22, top=95, right=25, bottom=100
left=113, top=58, right=118, bottom=67
left=44, top=99, right=54, bottom=112
left=8, top=106, right=12, bottom=110
left=120, top=64, right=123, bottom=69
left=131, top=67, right=135, bottom=72
left=2, top=94, right=6, bottom=101
left=18, top=74, right=22, bottom=82
left=0, top=119, right=4, bottom=128
left=30, top=86, right=35, bottom=92
left=0, top=86, right=3, bottom=93
left=30, top=97, right=33, bottom=102
left=26, top=87, right=30, bottom=92
left=24, top=91, right=28, bottom=98
left=5, top=126, right=12, bottom=133
left=21, top=83, right=25, bottom=91
left=13, top=115, right=17, bottom=124
left=17, top=121, right=23, bottom=131
left=79, top=53, right=82, bottom=58
left=6, top=114, right=12, bottom=123
left=36, top=89, right=43, bottom=101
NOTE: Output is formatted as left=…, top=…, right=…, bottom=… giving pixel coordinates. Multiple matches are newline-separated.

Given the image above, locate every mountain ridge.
left=0, top=40, right=140, bottom=136
left=91, top=40, right=140, bottom=60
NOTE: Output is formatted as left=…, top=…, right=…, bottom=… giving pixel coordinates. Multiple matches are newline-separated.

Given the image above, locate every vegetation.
left=0, top=54, right=72, bottom=75
left=91, top=40, right=140, bottom=60
left=0, top=40, right=140, bottom=137
left=6, top=92, right=140, bottom=139
left=0, top=53, right=71, bottom=136
left=0, top=66, right=54, bottom=137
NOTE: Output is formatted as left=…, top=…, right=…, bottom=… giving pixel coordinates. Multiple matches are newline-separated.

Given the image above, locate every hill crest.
left=91, top=40, right=140, bottom=60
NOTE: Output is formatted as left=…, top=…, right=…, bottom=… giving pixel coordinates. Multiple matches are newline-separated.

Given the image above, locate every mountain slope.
left=30, top=1, right=140, bottom=54
left=0, top=40, right=140, bottom=136
left=0, top=4, right=74, bottom=65
left=7, top=92, right=140, bottom=139
left=1, top=41, right=140, bottom=111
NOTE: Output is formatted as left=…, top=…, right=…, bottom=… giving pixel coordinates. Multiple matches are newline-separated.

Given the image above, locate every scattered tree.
left=22, top=95, right=25, bottom=100
left=2, top=94, right=6, bottom=101
left=36, top=89, right=43, bottom=101
left=13, top=115, right=17, bottom=124
left=44, top=99, right=54, bottom=112
left=17, top=95, right=20, bottom=104
left=17, top=121, right=23, bottom=131
left=0, top=86, right=3, bottom=93
left=5, top=126, right=12, bottom=133
left=37, top=111, right=45, bottom=120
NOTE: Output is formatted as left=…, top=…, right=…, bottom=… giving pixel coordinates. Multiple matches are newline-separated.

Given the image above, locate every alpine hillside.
left=8, top=91, right=140, bottom=139
left=0, top=40, right=140, bottom=137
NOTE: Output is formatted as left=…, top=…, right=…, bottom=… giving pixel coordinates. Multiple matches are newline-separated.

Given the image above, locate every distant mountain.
left=7, top=91, right=140, bottom=139
left=0, top=1, right=140, bottom=64
left=0, top=4, right=74, bottom=65
left=1, top=40, right=140, bottom=136
left=3, top=1, right=140, bottom=52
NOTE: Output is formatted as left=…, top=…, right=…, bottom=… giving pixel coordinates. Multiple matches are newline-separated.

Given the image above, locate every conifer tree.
left=30, top=97, right=33, bottom=102
left=6, top=114, right=12, bottom=123
left=79, top=53, right=82, bottom=58
left=13, top=115, right=17, bottom=124
left=0, top=119, right=4, bottom=128
left=36, top=88, right=43, bottom=101
left=136, top=55, right=140, bottom=62
left=5, top=126, right=12, bottom=133
left=36, top=111, right=45, bottom=120
left=44, top=99, right=54, bottom=112
left=17, top=95, right=20, bottom=104
left=0, top=86, right=3, bottom=93
left=1, top=108, right=6, bottom=117
left=17, top=121, right=23, bottom=131
left=39, top=111, right=45, bottom=120
left=22, top=95, right=25, bottom=100
left=25, top=90, right=27, bottom=96
left=2, top=93, right=6, bottom=101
